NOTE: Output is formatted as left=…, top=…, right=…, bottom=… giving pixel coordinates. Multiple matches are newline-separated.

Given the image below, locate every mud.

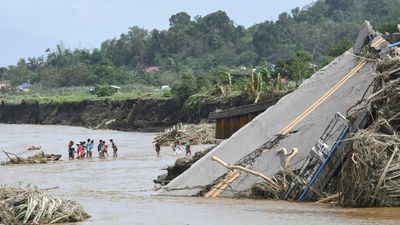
left=0, top=124, right=398, bottom=225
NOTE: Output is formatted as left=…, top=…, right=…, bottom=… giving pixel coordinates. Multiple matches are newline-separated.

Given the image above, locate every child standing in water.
left=110, top=139, right=118, bottom=158
left=102, top=140, right=109, bottom=158
left=98, top=140, right=103, bottom=159
left=85, top=139, right=91, bottom=159
left=68, top=141, right=75, bottom=160
left=77, top=142, right=84, bottom=159
left=184, top=140, right=192, bottom=156
left=155, top=141, right=161, bottom=157
left=87, top=139, right=94, bottom=159
left=171, top=140, right=182, bottom=155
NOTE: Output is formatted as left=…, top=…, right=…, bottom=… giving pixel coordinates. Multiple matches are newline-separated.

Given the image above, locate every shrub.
left=94, top=85, right=114, bottom=97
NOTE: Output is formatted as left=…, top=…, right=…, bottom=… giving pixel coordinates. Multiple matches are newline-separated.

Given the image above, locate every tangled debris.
left=0, top=204, right=20, bottom=225
left=2, top=151, right=62, bottom=165
left=339, top=49, right=400, bottom=207
left=154, top=123, right=215, bottom=146
left=210, top=23, right=400, bottom=208
left=0, top=185, right=90, bottom=225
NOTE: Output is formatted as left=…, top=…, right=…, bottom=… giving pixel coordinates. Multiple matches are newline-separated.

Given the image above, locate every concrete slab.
left=223, top=59, right=374, bottom=196
left=353, top=21, right=374, bottom=55
left=157, top=52, right=375, bottom=197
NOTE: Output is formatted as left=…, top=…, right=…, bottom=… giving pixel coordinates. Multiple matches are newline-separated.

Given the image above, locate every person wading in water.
left=102, top=140, right=109, bottom=158
left=155, top=141, right=161, bottom=157
left=110, top=139, right=118, bottom=158
left=68, top=141, right=75, bottom=160
left=98, top=140, right=103, bottom=159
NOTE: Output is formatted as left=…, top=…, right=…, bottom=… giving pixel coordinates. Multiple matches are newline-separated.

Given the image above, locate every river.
left=0, top=124, right=399, bottom=225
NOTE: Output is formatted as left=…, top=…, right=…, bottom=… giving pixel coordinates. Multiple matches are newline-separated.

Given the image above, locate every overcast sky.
left=0, top=0, right=314, bottom=67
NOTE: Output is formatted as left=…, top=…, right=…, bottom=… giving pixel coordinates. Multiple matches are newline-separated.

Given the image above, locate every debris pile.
left=154, top=123, right=215, bottom=146
left=208, top=23, right=400, bottom=207
left=2, top=151, right=62, bottom=165
left=340, top=49, right=400, bottom=207
left=0, top=185, right=90, bottom=224
left=26, top=146, right=41, bottom=151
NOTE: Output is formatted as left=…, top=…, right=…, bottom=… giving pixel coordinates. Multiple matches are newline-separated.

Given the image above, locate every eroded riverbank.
left=0, top=124, right=399, bottom=225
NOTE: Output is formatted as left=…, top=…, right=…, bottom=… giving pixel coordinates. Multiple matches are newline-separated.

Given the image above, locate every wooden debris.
left=212, top=155, right=281, bottom=191
left=316, top=193, right=341, bottom=204
left=340, top=48, right=400, bottom=207
left=154, top=123, right=215, bottom=146
left=2, top=151, right=62, bottom=165
left=27, top=146, right=41, bottom=151
left=0, top=185, right=90, bottom=224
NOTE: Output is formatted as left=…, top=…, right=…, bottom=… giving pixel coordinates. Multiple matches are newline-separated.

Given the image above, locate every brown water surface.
left=0, top=124, right=399, bottom=225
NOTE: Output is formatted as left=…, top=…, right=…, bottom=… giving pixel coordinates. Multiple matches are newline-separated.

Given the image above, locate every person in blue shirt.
left=86, top=139, right=94, bottom=159
left=97, top=140, right=104, bottom=159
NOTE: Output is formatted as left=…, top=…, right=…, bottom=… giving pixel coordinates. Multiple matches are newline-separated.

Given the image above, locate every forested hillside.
left=0, top=0, right=399, bottom=90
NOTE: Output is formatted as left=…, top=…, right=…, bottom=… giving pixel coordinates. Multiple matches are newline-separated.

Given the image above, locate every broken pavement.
left=157, top=22, right=395, bottom=201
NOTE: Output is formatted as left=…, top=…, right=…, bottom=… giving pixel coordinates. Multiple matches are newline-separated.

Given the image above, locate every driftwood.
left=277, top=147, right=298, bottom=170
left=2, top=151, right=62, bottom=165
left=155, top=123, right=215, bottom=146
left=316, top=193, right=341, bottom=204
left=340, top=49, right=400, bottom=207
left=211, top=155, right=280, bottom=191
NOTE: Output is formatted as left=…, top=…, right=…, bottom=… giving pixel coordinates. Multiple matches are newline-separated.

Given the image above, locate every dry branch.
left=211, top=155, right=280, bottom=191
left=0, top=185, right=90, bottom=224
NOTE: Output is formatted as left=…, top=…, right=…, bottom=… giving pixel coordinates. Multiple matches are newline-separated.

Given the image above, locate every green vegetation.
left=0, top=0, right=399, bottom=105
left=0, top=84, right=168, bottom=104
left=93, top=85, right=114, bottom=97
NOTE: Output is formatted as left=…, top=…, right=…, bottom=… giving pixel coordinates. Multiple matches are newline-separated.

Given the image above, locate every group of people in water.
left=154, top=139, right=192, bottom=157
left=68, top=137, right=192, bottom=159
left=68, top=139, right=118, bottom=160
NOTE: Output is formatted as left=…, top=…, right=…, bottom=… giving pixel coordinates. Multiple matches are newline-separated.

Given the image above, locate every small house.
left=145, top=66, right=160, bottom=73
left=110, top=85, right=121, bottom=93
left=0, top=80, right=11, bottom=90
left=17, top=82, right=32, bottom=92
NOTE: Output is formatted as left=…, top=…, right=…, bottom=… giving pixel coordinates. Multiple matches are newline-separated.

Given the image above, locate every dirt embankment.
left=0, top=99, right=181, bottom=131
left=0, top=93, right=280, bottom=131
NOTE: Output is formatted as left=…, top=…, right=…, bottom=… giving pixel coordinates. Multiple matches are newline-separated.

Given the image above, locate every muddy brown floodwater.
left=0, top=124, right=399, bottom=225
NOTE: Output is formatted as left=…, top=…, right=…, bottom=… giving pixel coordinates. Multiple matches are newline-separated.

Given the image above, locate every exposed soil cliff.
left=0, top=93, right=281, bottom=131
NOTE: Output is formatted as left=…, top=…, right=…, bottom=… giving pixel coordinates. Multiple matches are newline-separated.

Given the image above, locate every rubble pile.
left=0, top=185, right=90, bottom=224
left=155, top=123, right=215, bottom=146
left=340, top=50, right=400, bottom=207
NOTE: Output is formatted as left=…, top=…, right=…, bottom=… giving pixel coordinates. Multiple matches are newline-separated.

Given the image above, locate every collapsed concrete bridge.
left=157, top=22, right=379, bottom=197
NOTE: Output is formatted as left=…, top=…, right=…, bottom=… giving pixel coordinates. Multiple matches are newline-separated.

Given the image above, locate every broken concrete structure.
left=157, top=22, right=380, bottom=197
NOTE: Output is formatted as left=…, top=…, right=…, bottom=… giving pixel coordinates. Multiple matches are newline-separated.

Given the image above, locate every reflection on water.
left=0, top=124, right=399, bottom=225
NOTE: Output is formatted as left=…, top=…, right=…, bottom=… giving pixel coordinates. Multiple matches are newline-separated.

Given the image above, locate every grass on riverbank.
left=0, top=84, right=171, bottom=104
